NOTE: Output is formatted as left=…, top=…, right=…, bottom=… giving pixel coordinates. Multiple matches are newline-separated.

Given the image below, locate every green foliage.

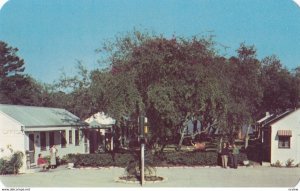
left=0, top=158, right=11, bottom=175
left=0, top=151, right=24, bottom=175
left=285, top=159, right=294, bottom=167
left=64, top=151, right=248, bottom=167
left=0, top=41, right=41, bottom=105
left=271, top=160, right=282, bottom=167
left=37, top=31, right=299, bottom=150
left=96, top=33, right=231, bottom=148
left=161, top=152, right=218, bottom=166
left=237, top=153, right=248, bottom=165
left=125, top=151, right=156, bottom=179
left=2, top=32, right=300, bottom=151
left=260, top=56, right=300, bottom=113
left=65, top=153, right=134, bottom=167
left=0, top=41, right=25, bottom=79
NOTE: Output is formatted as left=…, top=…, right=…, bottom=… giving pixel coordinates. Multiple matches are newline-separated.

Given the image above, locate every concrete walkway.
left=0, top=166, right=299, bottom=187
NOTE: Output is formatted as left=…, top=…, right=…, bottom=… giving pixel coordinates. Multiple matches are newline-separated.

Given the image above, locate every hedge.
left=65, top=153, right=134, bottom=167
left=65, top=151, right=248, bottom=167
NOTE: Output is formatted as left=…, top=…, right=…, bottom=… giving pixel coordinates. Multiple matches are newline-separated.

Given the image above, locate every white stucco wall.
left=0, top=112, right=26, bottom=173
left=270, top=109, right=300, bottom=165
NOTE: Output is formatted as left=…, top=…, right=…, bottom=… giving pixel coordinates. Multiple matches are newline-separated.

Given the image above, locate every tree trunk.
left=245, top=125, right=250, bottom=149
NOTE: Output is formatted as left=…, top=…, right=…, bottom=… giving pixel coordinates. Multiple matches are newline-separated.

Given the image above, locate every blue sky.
left=0, top=0, right=300, bottom=83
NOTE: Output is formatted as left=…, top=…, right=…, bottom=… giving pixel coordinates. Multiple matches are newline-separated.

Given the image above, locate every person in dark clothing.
left=228, top=143, right=233, bottom=168
left=232, top=143, right=240, bottom=169
left=221, top=142, right=230, bottom=168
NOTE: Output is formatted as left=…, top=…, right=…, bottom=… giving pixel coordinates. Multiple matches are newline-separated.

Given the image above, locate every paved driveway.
left=0, top=166, right=299, bottom=187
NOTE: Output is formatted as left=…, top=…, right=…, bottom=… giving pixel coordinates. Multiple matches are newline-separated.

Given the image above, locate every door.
left=49, top=131, right=54, bottom=147
left=262, top=128, right=271, bottom=162
left=28, top=134, right=35, bottom=163
left=89, top=130, right=95, bottom=153
left=83, top=130, right=89, bottom=153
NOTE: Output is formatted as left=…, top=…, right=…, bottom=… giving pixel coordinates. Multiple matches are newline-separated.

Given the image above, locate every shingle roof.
left=0, top=104, right=87, bottom=127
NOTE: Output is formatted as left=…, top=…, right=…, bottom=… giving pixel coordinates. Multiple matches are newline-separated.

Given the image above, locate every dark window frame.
left=278, top=136, right=291, bottom=149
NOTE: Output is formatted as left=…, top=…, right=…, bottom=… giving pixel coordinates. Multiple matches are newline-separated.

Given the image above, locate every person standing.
left=50, top=145, right=58, bottom=169
left=228, top=143, right=233, bottom=168
left=232, top=143, right=240, bottom=169
left=221, top=142, right=229, bottom=168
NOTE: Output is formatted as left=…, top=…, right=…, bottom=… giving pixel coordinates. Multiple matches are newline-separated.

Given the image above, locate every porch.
left=24, top=127, right=89, bottom=168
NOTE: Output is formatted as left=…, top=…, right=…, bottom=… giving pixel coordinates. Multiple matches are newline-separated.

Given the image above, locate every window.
left=40, top=132, right=46, bottom=151
left=49, top=132, right=54, bottom=147
left=75, top=130, right=79, bottom=146
left=69, top=130, right=73, bottom=144
left=278, top=136, right=290, bottom=148
left=61, top=131, right=67, bottom=148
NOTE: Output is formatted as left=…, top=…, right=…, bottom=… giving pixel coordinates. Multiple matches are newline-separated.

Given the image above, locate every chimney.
left=266, top=112, right=270, bottom=117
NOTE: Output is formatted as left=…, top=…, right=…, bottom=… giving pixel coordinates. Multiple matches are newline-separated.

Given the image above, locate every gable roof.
left=0, top=104, right=87, bottom=127
left=85, top=112, right=116, bottom=126
left=261, top=109, right=299, bottom=128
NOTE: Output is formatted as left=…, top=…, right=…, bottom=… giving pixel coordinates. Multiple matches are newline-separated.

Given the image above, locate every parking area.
left=0, top=166, right=299, bottom=188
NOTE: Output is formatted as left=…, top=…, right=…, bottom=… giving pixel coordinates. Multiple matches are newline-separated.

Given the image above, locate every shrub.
left=271, top=160, right=282, bottom=167
left=0, top=158, right=11, bottom=174
left=125, top=151, right=157, bottom=179
left=285, top=159, right=294, bottom=167
left=237, top=152, right=248, bottom=165
left=0, top=151, right=24, bottom=175
left=160, top=151, right=219, bottom=166
left=65, top=153, right=134, bottom=167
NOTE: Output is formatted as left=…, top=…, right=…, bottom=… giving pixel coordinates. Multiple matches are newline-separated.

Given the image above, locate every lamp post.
left=138, top=115, right=148, bottom=186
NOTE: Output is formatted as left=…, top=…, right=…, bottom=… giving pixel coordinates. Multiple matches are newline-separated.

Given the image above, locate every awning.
left=277, top=130, right=292, bottom=137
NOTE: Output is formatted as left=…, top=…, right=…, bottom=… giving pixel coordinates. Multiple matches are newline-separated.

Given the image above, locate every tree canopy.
left=1, top=32, right=299, bottom=146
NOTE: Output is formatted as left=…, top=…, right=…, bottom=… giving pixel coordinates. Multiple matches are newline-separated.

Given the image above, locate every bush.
left=0, top=158, right=12, bottom=174
left=285, top=159, right=294, bottom=167
left=237, top=152, right=248, bottom=165
left=271, top=160, right=282, bottom=167
left=65, top=153, right=134, bottom=167
left=125, top=151, right=157, bottom=179
left=161, top=151, right=219, bottom=166
left=0, top=151, right=24, bottom=175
